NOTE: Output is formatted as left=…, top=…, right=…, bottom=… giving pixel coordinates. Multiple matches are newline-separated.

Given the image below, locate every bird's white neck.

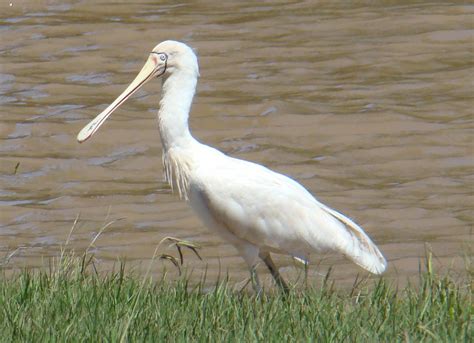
left=158, top=70, right=199, bottom=198
left=157, top=70, right=198, bottom=151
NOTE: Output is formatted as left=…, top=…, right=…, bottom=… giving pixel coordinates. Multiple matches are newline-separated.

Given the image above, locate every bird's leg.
left=236, top=244, right=263, bottom=295
left=259, top=252, right=289, bottom=294
left=250, top=264, right=262, bottom=295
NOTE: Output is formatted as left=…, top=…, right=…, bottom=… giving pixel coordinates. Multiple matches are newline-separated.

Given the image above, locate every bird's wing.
left=191, top=153, right=386, bottom=274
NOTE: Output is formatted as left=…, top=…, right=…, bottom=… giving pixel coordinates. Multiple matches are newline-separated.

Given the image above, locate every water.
left=1, top=1, right=472, bottom=286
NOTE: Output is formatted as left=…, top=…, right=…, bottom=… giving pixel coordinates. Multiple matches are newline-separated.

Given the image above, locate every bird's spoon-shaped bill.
left=76, top=53, right=164, bottom=143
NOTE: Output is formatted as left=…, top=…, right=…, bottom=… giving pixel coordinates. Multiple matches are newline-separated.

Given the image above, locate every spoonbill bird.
left=77, top=41, right=387, bottom=292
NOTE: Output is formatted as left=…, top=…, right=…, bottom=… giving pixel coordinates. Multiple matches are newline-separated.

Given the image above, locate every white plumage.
left=77, top=40, right=387, bottom=292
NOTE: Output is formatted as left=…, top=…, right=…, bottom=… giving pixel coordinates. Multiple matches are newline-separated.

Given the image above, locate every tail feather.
left=318, top=202, right=387, bottom=275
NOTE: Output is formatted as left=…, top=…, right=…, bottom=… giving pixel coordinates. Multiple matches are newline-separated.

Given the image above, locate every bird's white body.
left=168, top=140, right=385, bottom=275
left=77, top=41, right=387, bottom=290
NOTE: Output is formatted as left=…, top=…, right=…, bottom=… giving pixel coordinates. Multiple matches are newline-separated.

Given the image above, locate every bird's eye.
left=160, top=54, right=167, bottom=61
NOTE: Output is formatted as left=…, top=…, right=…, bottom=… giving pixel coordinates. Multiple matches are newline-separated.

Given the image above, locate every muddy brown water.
left=1, top=1, right=472, bottom=288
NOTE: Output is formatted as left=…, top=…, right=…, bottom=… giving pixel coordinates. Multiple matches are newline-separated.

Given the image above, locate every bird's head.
left=77, top=40, right=199, bottom=143
left=152, top=40, right=199, bottom=78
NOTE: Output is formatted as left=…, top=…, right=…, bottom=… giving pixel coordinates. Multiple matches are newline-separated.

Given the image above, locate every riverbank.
left=0, top=248, right=470, bottom=342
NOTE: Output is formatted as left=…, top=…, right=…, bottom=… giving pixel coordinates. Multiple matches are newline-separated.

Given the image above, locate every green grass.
left=0, top=248, right=471, bottom=343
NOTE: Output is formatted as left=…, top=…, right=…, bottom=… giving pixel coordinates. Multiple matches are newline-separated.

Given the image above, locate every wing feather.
left=191, top=151, right=386, bottom=274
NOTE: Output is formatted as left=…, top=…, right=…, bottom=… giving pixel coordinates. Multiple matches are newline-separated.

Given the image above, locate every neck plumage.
left=158, top=70, right=198, bottom=199
left=158, top=70, right=197, bottom=151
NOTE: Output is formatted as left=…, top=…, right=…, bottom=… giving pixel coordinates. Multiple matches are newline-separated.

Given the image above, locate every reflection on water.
left=0, top=1, right=472, bottom=287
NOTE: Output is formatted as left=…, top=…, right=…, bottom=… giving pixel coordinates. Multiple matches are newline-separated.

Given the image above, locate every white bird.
left=77, top=40, right=387, bottom=292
